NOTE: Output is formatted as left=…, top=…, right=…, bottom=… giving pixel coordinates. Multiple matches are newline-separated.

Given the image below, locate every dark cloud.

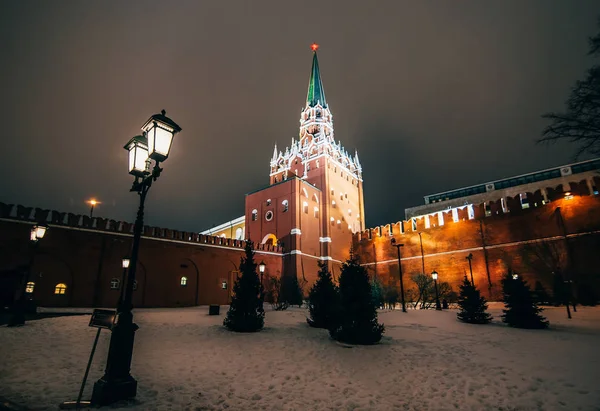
left=0, top=0, right=598, bottom=231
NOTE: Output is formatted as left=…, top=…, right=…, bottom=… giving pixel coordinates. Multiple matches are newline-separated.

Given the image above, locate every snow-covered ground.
left=1, top=303, right=599, bottom=411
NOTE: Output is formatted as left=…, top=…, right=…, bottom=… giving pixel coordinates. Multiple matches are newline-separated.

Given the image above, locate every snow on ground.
left=1, top=303, right=600, bottom=411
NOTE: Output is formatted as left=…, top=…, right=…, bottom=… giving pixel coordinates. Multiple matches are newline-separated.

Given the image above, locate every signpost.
left=60, top=309, right=116, bottom=410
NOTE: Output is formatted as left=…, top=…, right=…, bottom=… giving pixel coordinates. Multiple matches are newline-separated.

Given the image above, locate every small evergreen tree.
left=307, top=261, right=339, bottom=328
left=280, top=274, right=303, bottom=307
left=501, top=271, right=549, bottom=329
left=223, top=241, right=264, bottom=332
left=329, top=254, right=384, bottom=345
left=456, top=276, right=492, bottom=324
left=371, top=276, right=385, bottom=309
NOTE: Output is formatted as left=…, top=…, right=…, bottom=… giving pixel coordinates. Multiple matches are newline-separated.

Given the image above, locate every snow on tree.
left=457, top=275, right=492, bottom=324
left=307, top=261, right=339, bottom=328
left=329, top=253, right=384, bottom=345
left=223, top=241, right=265, bottom=332
left=501, top=270, right=549, bottom=329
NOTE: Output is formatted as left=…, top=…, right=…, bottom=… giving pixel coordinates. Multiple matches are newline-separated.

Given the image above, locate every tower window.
left=348, top=209, right=352, bottom=215
left=314, top=207, right=319, bottom=218
left=316, top=160, right=320, bottom=168
left=110, top=278, right=120, bottom=290
left=54, top=283, right=67, bottom=295
left=303, top=202, right=308, bottom=214
left=252, top=209, right=258, bottom=221
left=332, top=200, right=336, bottom=207
left=282, top=200, right=288, bottom=212
left=181, top=276, right=188, bottom=286
left=330, top=189, right=334, bottom=196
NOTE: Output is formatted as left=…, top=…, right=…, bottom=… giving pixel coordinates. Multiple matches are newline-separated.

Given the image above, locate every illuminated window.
left=520, top=193, right=529, bottom=209
left=181, top=276, right=188, bottom=286
left=303, top=201, right=308, bottom=214
left=252, top=209, right=258, bottom=221
left=54, top=283, right=67, bottom=295
left=110, top=278, right=120, bottom=290
left=266, top=199, right=271, bottom=206
left=332, top=200, right=336, bottom=207
left=282, top=200, right=288, bottom=212
left=235, top=227, right=243, bottom=240
left=314, top=206, right=319, bottom=218
left=337, top=220, right=341, bottom=227
left=25, top=281, right=35, bottom=293
left=348, top=209, right=352, bottom=216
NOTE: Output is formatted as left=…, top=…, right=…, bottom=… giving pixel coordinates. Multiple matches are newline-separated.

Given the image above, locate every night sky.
left=1, top=1, right=599, bottom=233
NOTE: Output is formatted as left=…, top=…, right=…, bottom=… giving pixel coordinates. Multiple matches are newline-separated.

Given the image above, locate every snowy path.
left=1, top=304, right=599, bottom=410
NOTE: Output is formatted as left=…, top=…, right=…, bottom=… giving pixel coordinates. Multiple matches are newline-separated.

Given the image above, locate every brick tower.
left=245, top=44, right=365, bottom=284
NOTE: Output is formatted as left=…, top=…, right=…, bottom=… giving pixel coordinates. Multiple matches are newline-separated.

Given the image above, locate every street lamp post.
left=466, top=253, right=474, bottom=286
left=391, top=238, right=406, bottom=313
left=8, top=224, right=48, bottom=327
left=87, top=199, right=99, bottom=219
left=431, top=270, right=441, bottom=311
left=91, top=110, right=181, bottom=406
left=259, top=261, right=266, bottom=302
left=119, top=257, right=130, bottom=305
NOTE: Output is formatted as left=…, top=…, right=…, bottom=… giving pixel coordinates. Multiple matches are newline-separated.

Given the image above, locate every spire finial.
left=310, top=43, right=319, bottom=52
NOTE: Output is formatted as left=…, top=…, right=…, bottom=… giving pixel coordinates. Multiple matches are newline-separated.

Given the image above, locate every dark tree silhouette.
left=501, top=271, right=549, bottom=329
left=329, top=254, right=384, bottom=345
left=280, top=274, right=303, bottom=307
left=538, top=19, right=600, bottom=157
left=223, top=241, right=264, bottom=332
left=457, top=276, right=492, bottom=324
left=307, top=261, right=339, bottom=328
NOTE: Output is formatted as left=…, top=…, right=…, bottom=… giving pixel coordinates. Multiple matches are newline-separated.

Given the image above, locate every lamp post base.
left=91, top=375, right=137, bottom=406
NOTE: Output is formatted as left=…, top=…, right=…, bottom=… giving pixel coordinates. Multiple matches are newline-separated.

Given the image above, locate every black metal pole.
left=395, top=245, right=406, bottom=313
left=466, top=253, right=474, bottom=286
left=434, top=278, right=441, bottom=310
left=92, top=181, right=150, bottom=405
left=90, top=204, right=95, bottom=219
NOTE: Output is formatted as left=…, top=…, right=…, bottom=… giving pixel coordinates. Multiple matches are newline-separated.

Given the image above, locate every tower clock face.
left=265, top=211, right=273, bottom=221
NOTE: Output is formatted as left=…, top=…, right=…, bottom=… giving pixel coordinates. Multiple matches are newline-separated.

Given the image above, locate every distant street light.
left=466, top=253, right=475, bottom=286
left=87, top=199, right=100, bottom=219
left=91, top=110, right=181, bottom=406
left=259, top=261, right=266, bottom=301
left=431, top=270, right=441, bottom=311
left=8, top=223, right=48, bottom=327
left=119, top=257, right=130, bottom=305
left=391, top=238, right=406, bottom=313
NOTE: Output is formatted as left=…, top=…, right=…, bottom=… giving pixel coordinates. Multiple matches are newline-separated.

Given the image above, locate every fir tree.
left=307, top=261, right=339, bottom=328
left=501, top=271, right=549, bottom=329
left=371, top=276, right=385, bottom=309
left=280, top=274, right=303, bottom=307
left=329, top=254, right=384, bottom=345
left=456, top=276, right=492, bottom=324
left=223, top=241, right=265, bottom=332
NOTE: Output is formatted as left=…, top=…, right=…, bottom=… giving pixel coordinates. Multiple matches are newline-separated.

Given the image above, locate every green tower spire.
left=306, top=43, right=327, bottom=108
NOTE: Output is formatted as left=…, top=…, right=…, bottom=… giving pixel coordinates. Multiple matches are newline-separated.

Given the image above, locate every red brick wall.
left=0, top=205, right=283, bottom=308
left=354, top=195, right=600, bottom=300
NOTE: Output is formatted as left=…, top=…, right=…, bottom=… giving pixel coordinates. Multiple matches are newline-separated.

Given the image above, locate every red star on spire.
left=310, top=43, right=319, bottom=52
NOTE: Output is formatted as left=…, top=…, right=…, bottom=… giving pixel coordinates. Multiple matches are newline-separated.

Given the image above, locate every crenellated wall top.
left=0, top=202, right=283, bottom=254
